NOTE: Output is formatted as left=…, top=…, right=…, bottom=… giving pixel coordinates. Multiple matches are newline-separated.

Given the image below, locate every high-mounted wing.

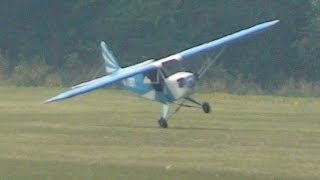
left=176, top=20, right=279, bottom=60
left=45, top=20, right=279, bottom=103
left=45, top=63, right=157, bottom=103
left=151, top=20, right=279, bottom=69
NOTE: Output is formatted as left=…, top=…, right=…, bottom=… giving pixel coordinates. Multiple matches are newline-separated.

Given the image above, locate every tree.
left=296, top=0, right=320, bottom=81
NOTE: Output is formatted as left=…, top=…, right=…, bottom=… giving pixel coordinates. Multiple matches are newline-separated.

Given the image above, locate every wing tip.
left=269, top=19, right=280, bottom=25
left=44, top=98, right=57, bottom=104
left=44, top=93, right=67, bottom=104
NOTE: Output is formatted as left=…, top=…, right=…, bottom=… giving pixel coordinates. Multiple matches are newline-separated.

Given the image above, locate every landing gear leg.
left=185, top=96, right=212, bottom=114
left=158, top=103, right=170, bottom=128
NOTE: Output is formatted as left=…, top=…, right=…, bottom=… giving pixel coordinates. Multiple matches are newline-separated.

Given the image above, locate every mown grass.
left=0, top=87, right=320, bottom=179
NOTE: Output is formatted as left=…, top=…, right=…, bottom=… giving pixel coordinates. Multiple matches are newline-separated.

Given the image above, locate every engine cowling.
left=165, top=72, right=196, bottom=100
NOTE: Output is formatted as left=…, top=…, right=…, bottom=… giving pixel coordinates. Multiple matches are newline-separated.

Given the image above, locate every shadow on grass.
left=103, top=124, right=232, bottom=131
left=102, top=124, right=318, bottom=134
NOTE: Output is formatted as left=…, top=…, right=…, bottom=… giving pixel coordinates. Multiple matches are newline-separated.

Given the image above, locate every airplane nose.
left=186, top=76, right=196, bottom=88
left=176, top=74, right=197, bottom=88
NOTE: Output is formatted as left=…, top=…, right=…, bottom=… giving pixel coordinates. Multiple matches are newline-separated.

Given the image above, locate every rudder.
left=101, top=41, right=121, bottom=73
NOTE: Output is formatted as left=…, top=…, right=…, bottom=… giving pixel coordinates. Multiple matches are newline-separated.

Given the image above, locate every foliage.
left=0, top=0, right=319, bottom=95
left=295, top=0, right=320, bottom=81
left=0, top=50, right=10, bottom=84
left=10, top=55, right=50, bottom=86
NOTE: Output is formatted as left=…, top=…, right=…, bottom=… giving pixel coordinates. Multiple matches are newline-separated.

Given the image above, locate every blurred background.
left=0, top=0, right=319, bottom=96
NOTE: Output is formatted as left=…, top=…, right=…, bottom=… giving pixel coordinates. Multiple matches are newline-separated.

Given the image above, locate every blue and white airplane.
left=46, top=20, right=279, bottom=128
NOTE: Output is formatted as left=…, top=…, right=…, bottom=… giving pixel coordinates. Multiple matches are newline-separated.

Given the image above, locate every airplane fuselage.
left=122, top=67, right=196, bottom=103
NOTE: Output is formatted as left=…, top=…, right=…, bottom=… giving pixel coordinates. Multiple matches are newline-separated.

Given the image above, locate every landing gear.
left=202, top=102, right=211, bottom=113
left=158, top=117, right=168, bottom=128
left=158, top=103, right=170, bottom=128
left=157, top=99, right=211, bottom=128
left=185, top=97, right=211, bottom=114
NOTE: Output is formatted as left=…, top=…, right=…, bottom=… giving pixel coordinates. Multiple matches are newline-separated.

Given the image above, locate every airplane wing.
left=45, top=20, right=279, bottom=103
left=176, top=20, right=279, bottom=60
left=45, top=63, right=157, bottom=103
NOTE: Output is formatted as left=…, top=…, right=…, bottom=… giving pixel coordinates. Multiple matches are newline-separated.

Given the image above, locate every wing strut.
left=197, top=46, right=226, bottom=79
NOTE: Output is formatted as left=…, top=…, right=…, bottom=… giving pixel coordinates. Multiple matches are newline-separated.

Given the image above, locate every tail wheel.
left=202, top=102, right=211, bottom=113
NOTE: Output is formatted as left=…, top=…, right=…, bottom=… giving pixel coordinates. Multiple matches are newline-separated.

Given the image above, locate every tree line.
left=0, top=0, right=319, bottom=95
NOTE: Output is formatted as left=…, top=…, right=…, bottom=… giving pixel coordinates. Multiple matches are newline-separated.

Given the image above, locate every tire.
left=158, top=118, right=168, bottom=128
left=202, top=102, right=211, bottom=113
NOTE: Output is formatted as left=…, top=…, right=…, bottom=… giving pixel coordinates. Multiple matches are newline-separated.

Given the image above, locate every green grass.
left=0, top=87, right=320, bottom=179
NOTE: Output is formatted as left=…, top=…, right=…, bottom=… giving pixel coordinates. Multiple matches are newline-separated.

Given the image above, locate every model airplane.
left=46, top=20, right=279, bottom=128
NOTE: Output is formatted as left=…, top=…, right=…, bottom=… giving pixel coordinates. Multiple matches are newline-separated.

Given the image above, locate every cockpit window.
left=161, top=59, right=183, bottom=77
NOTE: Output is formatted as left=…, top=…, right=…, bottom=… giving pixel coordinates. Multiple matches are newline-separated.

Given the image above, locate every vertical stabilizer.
left=101, top=41, right=121, bottom=73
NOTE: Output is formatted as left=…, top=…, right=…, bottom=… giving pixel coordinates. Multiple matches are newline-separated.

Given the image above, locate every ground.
left=0, top=87, right=319, bottom=179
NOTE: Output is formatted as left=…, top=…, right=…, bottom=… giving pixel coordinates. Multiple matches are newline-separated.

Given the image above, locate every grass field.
left=0, top=87, right=320, bottom=179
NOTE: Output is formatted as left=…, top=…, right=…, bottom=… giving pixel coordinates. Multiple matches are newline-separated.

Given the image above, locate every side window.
left=145, top=70, right=163, bottom=91
left=161, top=59, right=182, bottom=76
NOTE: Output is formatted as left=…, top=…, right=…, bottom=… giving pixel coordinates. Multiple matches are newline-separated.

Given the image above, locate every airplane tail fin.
left=101, top=41, right=121, bottom=73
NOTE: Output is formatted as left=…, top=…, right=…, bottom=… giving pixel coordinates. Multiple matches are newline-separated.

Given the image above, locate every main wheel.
left=202, top=102, right=211, bottom=113
left=158, top=118, right=168, bottom=128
